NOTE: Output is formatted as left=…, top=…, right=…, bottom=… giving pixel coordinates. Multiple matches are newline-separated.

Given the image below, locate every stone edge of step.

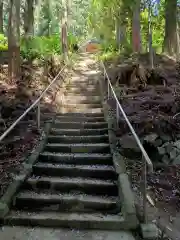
left=39, top=152, right=112, bottom=160
left=98, top=76, right=139, bottom=229
left=4, top=211, right=130, bottom=230
left=15, top=191, right=118, bottom=206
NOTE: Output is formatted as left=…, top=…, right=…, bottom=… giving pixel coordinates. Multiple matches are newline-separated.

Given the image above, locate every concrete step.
left=52, top=121, right=108, bottom=129
left=50, top=128, right=108, bottom=136
left=14, top=191, right=119, bottom=213
left=68, top=78, right=97, bottom=83
left=63, top=99, right=101, bottom=105
left=65, top=80, right=98, bottom=86
left=33, top=163, right=117, bottom=180
left=23, top=177, right=118, bottom=196
left=64, top=91, right=100, bottom=96
left=54, top=116, right=105, bottom=123
left=63, top=95, right=101, bottom=104
left=39, top=152, right=113, bottom=165
left=65, top=86, right=97, bottom=92
left=59, top=107, right=103, bottom=114
left=5, top=211, right=125, bottom=229
left=55, top=112, right=104, bottom=117
left=47, top=135, right=109, bottom=144
left=44, top=143, right=110, bottom=153
left=60, top=103, right=102, bottom=109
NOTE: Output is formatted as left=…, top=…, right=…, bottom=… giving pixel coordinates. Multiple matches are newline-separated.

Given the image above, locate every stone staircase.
left=2, top=68, right=136, bottom=230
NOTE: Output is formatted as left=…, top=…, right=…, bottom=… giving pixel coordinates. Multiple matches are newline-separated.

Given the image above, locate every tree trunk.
left=163, top=0, right=177, bottom=56
left=34, top=0, right=42, bottom=35
left=8, top=0, right=20, bottom=81
left=177, top=22, right=180, bottom=60
left=0, top=0, right=3, bottom=33
left=132, top=0, right=141, bottom=52
left=61, top=0, right=68, bottom=61
left=115, top=17, right=121, bottom=49
left=24, top=0, right=34, bottom=36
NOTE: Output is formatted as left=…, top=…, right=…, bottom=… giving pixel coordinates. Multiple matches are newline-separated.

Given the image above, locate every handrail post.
left=116, top=101, right=119, bottom=128
left=143, top=154, right=147, bottom=223
left=107, top=81, right=110, bottom=99
left=37, top=102, right=41, bottom=129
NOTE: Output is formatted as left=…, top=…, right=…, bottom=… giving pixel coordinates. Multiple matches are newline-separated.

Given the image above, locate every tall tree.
left=61, top=0, right=68, bottom=60
left=8, top=0, right=20, bottom=81
left=163, top=0, right=177, bottom=56
left=0, top=0, right=3, bottom=33
left=24, top=0, right=34, bottom=36
left=34, top=0, right=42, bottom=35
left=132, top=0, right=141, bottom=52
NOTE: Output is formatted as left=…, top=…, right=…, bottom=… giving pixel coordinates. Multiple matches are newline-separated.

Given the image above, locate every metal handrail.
left=0, top=41, right=85, bottom=143
left=0, top=64, right=66, bottom=143
left=101, top=60, right=153, bottom=223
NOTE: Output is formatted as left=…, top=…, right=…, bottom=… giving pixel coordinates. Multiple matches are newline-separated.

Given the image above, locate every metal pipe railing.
left=101, top=61, right=153, bottom=223
left=0, top=64, right=66, bottom=143
left=0, top=41, right=86, bottom=144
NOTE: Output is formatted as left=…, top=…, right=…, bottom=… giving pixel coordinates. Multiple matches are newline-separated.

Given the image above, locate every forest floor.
left=0, top=56, right=68, bottom=198
left=105, top=52, right=180, bottom=239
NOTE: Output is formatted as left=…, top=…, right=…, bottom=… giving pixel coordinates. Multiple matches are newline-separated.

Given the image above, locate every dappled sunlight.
left=1, top=0, right=180, bottom=237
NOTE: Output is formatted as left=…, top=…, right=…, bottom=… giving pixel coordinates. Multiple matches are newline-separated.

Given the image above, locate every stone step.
left=39, top=152, right=113, bottom=165
left=55, top=116, right=105, bottom=123
left=67, top=78, right=96, bottom=83
left=14, top=191, right=118, bottom=213
left=52, top=121, right=108, bottom=129
left=63, top=95, right=101, bottom=103
left=65, top=86, right=97, bottom=92
left=64, top=91, right=100, bottom=96
left=60, top=103, right=102, bottom=109
left=63, top=99, right=101, bottom=104
left=50, top=128, right=108, bottom=136
left=59, top=107, right=103, bottom=114
left=65, top=80, right=98, bottom=86
left=23, top=177, right=118, bottom=196
left=44, top=143, right=110, bottom=153
left=47, top=135, right=109, bottom=144
left=5, top=211, right=125, bottom=230
left=55, top=112, right=104, bottom=117
left=33, top=163, right=117, bottom=180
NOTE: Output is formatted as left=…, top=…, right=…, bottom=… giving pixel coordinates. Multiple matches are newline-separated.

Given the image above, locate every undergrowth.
left=0, top=33, right=79, bottom=61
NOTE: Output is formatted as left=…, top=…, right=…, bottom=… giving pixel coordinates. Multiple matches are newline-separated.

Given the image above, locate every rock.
left=140, top=223, right=159, bottom=239
left=176, top=134, right=180, bottom=139
left=161, top=135, right=172, bottom=142
left=166, top=143, right=174, bottom=153
left=162, top=142, right=170, bottom=148
left=173, top=155, right=180, bottom=164
left=153, top=138, right=163, bottom=147
left=119, top=134, right=141, bottom=159
left=174, top=140, right=180, bottom=149
left=144, top=133, right=158, bottom=143
left=158, top=146, right=165, bottom=155
left=170, top=148, right=178, bottom=160
left=162, top=154, right=170, bottom=164
left=119, top=134, right=139, bottom=151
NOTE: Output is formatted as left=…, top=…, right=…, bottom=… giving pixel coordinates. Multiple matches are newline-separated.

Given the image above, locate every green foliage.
left=68, top=32, right=78, bottom=49
left=21, top=35, right=62, bottom=60
left=0, top=34, right=8, bottom=51
left=98, top=50, right=120, bottom=61
left=88, top=0, right=167, bottom=58
left=20, top=33, right=79, bottom=60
